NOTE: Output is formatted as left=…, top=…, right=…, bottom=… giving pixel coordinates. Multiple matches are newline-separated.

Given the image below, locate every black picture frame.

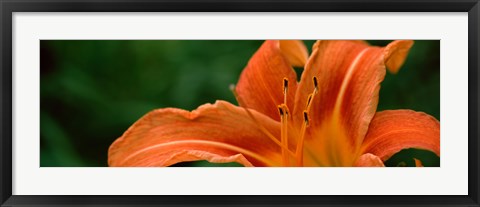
left=1, top=0, right=479, bottom=206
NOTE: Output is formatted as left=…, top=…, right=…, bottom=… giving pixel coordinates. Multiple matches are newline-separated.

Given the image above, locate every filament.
left=230, top=84, right=296, bottom=158
left=278, top=104, right=290, bottom=166
left=295, top=76, right=318, bottom=166
left=296, top=110, right=310, bottom=166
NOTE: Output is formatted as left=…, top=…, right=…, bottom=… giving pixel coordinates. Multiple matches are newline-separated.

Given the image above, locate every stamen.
left=303, top=111, right=310, bottom=126
left=278, top=104, right=290, bottom=166
left=305, top=76, right=319, bottom=112
left=306, top=94, right=313, bottom=109
left=296, top=110, right=310, bottom=166
left=296, top=77, right=318, bottom=166
left=230, top=84, right=295, bottom=157
left=284, top=106, right=290, bottom=117
left=283, top=78, right=288, bottom=105
left=281, top=78, right=291, bottom=166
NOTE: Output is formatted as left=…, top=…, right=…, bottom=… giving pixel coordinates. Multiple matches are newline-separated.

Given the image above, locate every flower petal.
left=108, top=101, right=283, bottom=167
left=353, top=153, right=385, bottom=167
left=414, top=158, right=424, bottom=167
left=294, top=40, right=414, bottom=165
left=384, top=40, right=414, bottom=74
left=279, top=40, right=309, bottom=67
left=294, top=41, right=383, bottom=164
left=360, top=110, right=440, bottom=161
left=235, top=40, right=304, bottom=121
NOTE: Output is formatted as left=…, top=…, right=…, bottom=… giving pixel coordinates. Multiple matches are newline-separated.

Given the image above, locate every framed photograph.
left=1, top=0, right=479, bottom=206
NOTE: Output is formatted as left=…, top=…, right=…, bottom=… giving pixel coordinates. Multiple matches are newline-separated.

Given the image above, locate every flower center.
left=230, top=76, right=318, bottom=167
left=277, top=77, right=318, bottom=166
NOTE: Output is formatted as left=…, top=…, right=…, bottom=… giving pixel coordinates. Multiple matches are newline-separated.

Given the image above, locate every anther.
left=278, top=104, right=289, bottom=117
left=278, top=106, right=284, bottom=117
left=296, top=110, right=310, bottom=166
left=304, top=76, right=318, bottom=112
left=231, top=83, right=296, bottom=161
left=283, top=78, right=289, bottom=105
left=283, top=78, right=289, bottom=94
left=303, top=111, right=310, bottom=126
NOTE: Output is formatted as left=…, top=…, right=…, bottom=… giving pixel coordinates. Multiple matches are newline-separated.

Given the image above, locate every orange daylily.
left=108, top=40, right=440, bottom=167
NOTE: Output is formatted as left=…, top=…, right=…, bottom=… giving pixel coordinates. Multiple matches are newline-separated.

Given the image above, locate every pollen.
left=303, top=111, right=310, bottom=126
left=278, top=106, right=284, bottom=117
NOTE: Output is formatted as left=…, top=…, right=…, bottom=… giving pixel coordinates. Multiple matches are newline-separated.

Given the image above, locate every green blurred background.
left=40, top=40, right=440, bottom=167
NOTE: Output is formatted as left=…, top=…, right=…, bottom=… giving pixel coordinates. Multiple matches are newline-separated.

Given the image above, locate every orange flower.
left=108, top=40, right=440, bottom=167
